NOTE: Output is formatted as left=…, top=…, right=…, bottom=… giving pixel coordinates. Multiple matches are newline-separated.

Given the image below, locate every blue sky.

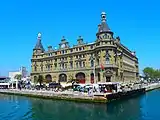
left=0, top=0, right=159, bottom=76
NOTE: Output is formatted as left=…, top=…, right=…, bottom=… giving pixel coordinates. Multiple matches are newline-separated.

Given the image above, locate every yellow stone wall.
left=31, top=37, right=139, bottom=84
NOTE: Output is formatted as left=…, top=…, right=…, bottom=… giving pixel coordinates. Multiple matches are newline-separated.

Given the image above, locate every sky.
left=0, top=0, right=160, bottom=76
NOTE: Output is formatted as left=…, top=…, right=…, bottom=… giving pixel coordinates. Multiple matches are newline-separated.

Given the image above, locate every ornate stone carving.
left=103, top=69, right=113, bottom=77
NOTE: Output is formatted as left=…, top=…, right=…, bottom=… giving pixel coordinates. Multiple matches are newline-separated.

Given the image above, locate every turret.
left=96, top=12, right=113, bottom=39
left=33, top=33, right=45, bottom=54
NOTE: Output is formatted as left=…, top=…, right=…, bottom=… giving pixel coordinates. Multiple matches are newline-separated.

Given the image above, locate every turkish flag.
left=100, top=63, right=105, bottom=70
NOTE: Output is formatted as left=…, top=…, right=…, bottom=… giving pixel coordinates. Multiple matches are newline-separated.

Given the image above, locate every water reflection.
left=31, top=96, right=143, bottom=120
left=0, top=94, right=32, bottom=120
left=0, top=90, right=160, bottom=120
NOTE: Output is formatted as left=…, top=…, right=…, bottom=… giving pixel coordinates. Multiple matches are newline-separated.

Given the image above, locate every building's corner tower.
left=96, top=12, right=114, bottom=40
left=31, top=33, right=45, bottom=82
left=33, top=33, right=45, bottom=55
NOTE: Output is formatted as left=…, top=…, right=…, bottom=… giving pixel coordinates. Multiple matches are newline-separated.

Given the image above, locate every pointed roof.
left=34, top=33, right=45, bottom=52
left=97, top=12, right=112, bottom=34
left=99, top=21, right=111, bottom=32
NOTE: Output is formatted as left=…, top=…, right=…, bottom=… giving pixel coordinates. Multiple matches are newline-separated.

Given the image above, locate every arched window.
left=45, top=74, right=52, bottom=82
left=59, top=74, right=67, bottom=82
left=75, top=72, right=85, bottom=84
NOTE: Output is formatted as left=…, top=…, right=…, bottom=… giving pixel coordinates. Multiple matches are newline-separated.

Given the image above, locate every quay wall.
left=106, top=88, right=146, bottom=102
left=0, top=83, right=159, bottom=104
left=145, top=83, right=160, bottom=91
left=0, top=89, right=107, bottom=103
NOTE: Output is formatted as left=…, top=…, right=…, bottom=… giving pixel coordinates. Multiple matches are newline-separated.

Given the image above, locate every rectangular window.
left=48, top=65, right=50, bottom=71
left=106, top=58, right=110, bottom=64
left=62, top=50, right=64, bottom=54
left=59, top=64, right=62, bottom=69
left=34, top=66, right=37, bottom=71
left=97, top=59, right=99, bottom=65
left=41, top=66, right=43, bottom=71
left=70, top=62, right=73, bottom=68
left=91, top=60, right=94, bottom=67
left=79, top=61, right=82, bottom=68
left=83, top=62, right=85, bottom=67
left=54, top=63, right=57, bottom=68
left=76, top=62, right=78, bottom=68
left=62, top=63, right=64, bottom=69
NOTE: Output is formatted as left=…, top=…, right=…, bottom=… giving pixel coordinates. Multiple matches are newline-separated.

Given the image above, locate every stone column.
left=100, top=71, right=104, bottom=82
left=85, top=72, right=90, bottom=84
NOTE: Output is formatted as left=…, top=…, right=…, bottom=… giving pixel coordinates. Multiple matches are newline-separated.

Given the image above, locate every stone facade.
left=31, top=12, right=139, bottom=84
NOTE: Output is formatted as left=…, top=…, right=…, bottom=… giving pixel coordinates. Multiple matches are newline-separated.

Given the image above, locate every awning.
left=61, top=83, right=72, bottom=88
left=0, top=83, right=10, bottom=86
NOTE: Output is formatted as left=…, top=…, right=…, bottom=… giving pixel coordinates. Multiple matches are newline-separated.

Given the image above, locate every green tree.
left=37, top=75, right=44, bottom=86
left=143, top=67, right=160, bottom=80
left=154, top=69, right=160, bottom=78
left=14, top=74, right=22, bottom=80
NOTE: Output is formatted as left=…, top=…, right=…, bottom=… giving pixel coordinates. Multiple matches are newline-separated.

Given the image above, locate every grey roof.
left=34, top=39, right=45, bottom=52
left=97, top=12, right=112, bottom=33
left=98, top=21, right=111, bottom=33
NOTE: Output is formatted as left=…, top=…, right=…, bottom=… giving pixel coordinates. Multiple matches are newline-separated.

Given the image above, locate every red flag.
left=100, top=63, right=104, bottom=70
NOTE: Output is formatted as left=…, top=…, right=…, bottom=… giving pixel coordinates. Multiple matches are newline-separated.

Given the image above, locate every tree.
left=14, top=74, right=22, bottom=80
left=143, top=67, right=160, bottom=80
left=37, top=75, right=44, bottom=86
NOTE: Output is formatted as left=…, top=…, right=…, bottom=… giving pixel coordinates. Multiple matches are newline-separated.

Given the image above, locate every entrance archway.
left=90, top=73, right=94, bottom=84
left=104, top=69, right=113, bottom=82
left=106, top=76, right=111, bottom=82
left=75, top=72, right=85, bottom=84
left=59, top=73, right=67, bottom=82
left=98, top=73, right=101, bottom=82
left=45, top=74, right=52, bottom=83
